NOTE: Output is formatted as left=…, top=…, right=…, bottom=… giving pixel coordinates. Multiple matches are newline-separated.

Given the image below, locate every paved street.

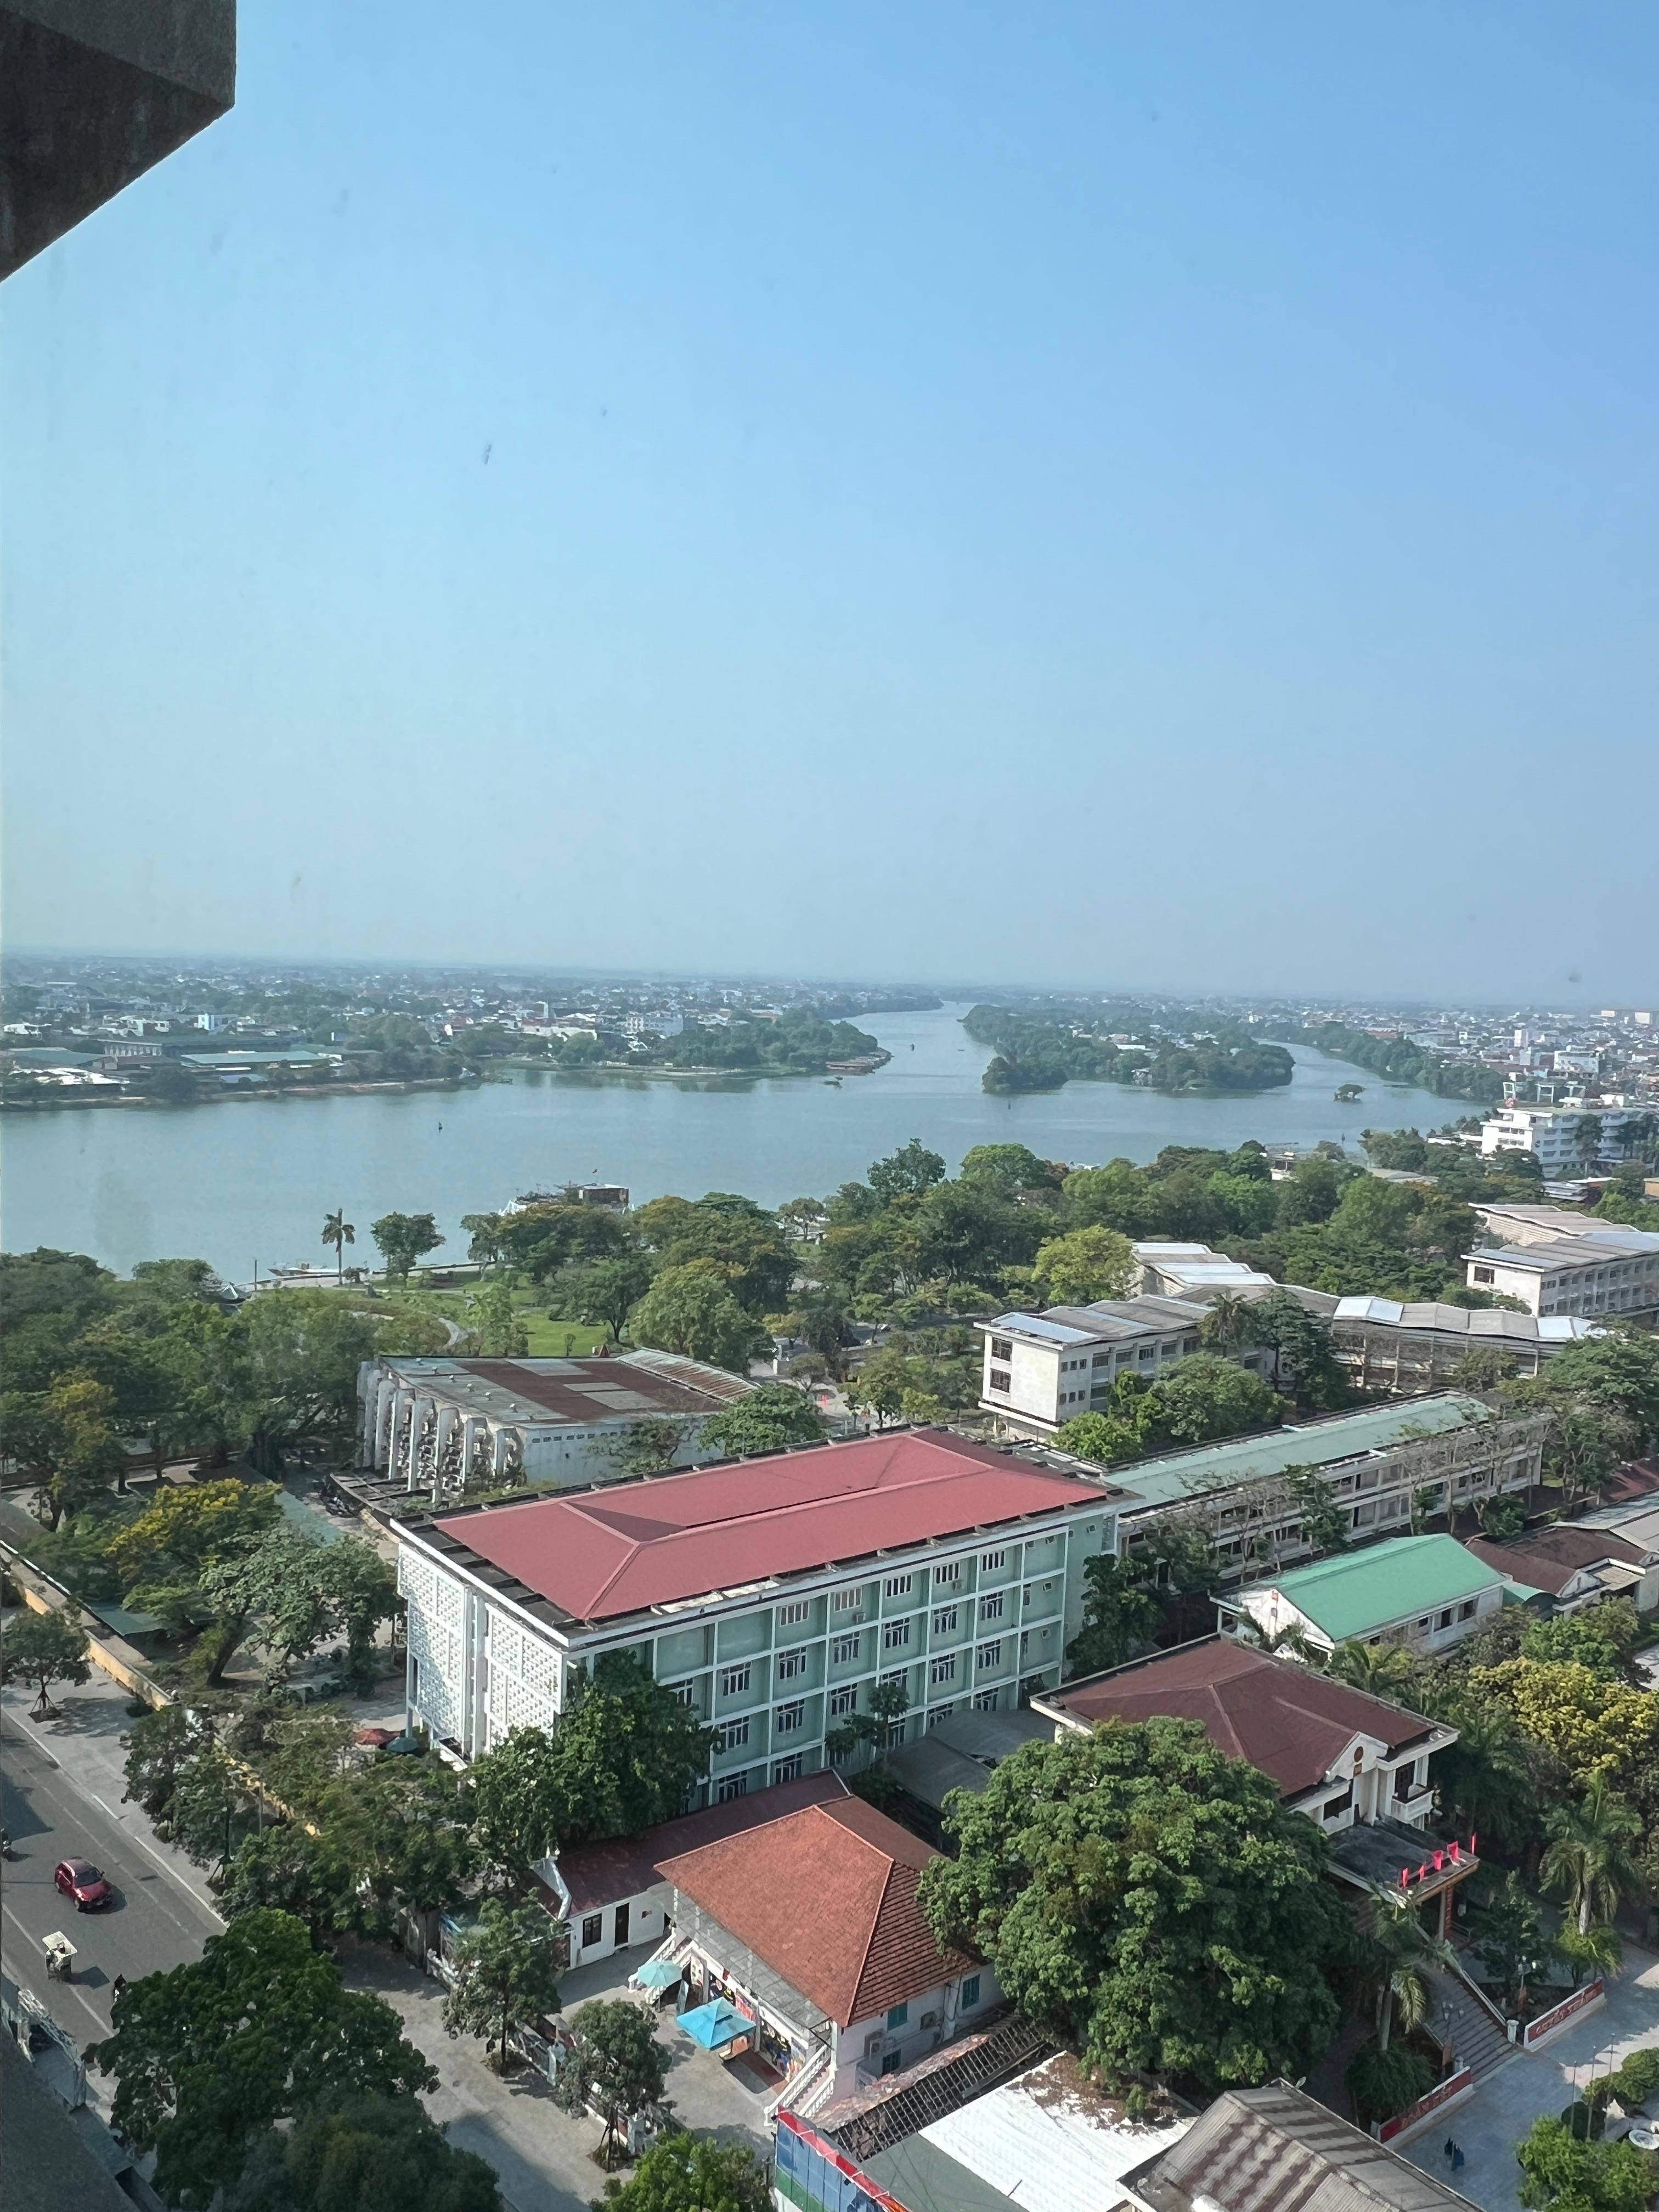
left=1402, top=1949, right=1659, bottom=2210
left=1, top=1686, right=221, bottom=2052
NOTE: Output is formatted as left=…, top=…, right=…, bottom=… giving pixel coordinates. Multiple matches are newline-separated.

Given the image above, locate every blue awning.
left=634, top=1957, right=682, bottom=1990
left=679, top=1999, right=752, bottom=2052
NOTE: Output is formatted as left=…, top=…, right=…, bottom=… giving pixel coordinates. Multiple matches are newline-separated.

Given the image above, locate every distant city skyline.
left=4, top=4, right=1657, bottom=1000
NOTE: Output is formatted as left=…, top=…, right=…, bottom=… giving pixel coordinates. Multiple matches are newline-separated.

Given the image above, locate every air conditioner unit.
left=864, top=2034, right=883, bottom=2060
left=919, top=2011, right=939, bottom=2030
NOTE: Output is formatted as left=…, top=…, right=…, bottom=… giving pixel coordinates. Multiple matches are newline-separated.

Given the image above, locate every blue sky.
left=4, top=3, right=1656, bottom=1003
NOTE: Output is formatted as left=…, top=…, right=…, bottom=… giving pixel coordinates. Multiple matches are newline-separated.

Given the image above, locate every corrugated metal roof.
left=1123, top=2080, right=1481, bottom=2211
left=1254, top=1534, right=1502, bottom=1642
left=1110, top=1397, right=1491, bottom=1514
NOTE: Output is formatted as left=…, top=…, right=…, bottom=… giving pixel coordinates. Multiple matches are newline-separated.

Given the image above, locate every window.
left=1092, top=1350, right=1111, bottom=1368
left=716, top=1775, right=748, bottom=1803
left=1436, top=1609, right=1453, bottom=1630
left=776, top=1647, right=808, bottom=1680
left=772, top=1754, right=803, bottom=1784
left=932, top=1605, right=959, bottom=1634
left=665, top=1680, right=694, bottom=1707
left=1138, top=1344, right=1155, bottom=1361
left=927, top=1702, right=954, bottom=1728
left=832, top=1587, right=862, bottom=1613
left=990, top=1337, right=1013, bottom=1362
left=977, top=1639, right=1003, bottom=1668
left=883, top=1619, right=912, bottom=1650
left=887, top=2003, right=909, bottom=2031
left=887, top=1718, right=907, bottom=1749
left=988, top=1367, right=1011, bottom=1394
left=717, top=1717, right=750, bottom=1753
left=880, top=1668, right=907, bottom=1691
left=828, top=1684, right=857, bottom=1717
left=960, top=1974, right=981, bottom=2010
left=973, top=1688, right=1000, bottom=1712
left=831, top=1632, right=861, bottom=1664
left=719, top=1663, right=752, bottom=1697
left=581, top=1913, right=603, bottom=1949
left=934, top=1560, right=961, bottom=1585
left=929, top=1653, right=957, bottom=1686
left=777, top=1599, right=810, bottom=1627
left=775, top=1700, right=805, bottom=1734
left=979, top=1592, right=1004, bottom=1623
left=884, top=1575, right=913, bottom=1599
left=1458, top=1599, right=1477, bottom=1621
left=980, top=1549, right=1006, bottom=1572
left=881, top=2050, right=903, bottom=2075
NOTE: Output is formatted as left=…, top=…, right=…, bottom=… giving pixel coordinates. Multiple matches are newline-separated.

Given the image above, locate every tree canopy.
left=88, top=1910, right=436, bottom=2210
left=919, top=1719, right=1345, bottom=2092
left=225, top=2092, right=502, bottom=2212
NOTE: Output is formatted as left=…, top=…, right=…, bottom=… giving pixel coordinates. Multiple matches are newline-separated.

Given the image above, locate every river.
left=0, top=1006, right=1454, bottom=1282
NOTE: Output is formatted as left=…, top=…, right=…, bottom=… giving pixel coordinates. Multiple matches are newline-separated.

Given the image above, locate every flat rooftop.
left=1090, top=1395, right=1493, bottom=1514
left=420, top=1427, right=1120, bottom=1624
left=371, top=1349, right=752, bottom=1426
left=1330, top=1296, right=1598, bottom=1342
left=977, top=1295, right=1207, bottom=1348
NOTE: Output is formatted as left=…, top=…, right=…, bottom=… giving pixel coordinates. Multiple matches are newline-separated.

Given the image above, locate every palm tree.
left=321, top=1209, right=355, bottom=1285
left=1328, top=1638, right=1417, bottom=1702
left=1200, top=1292, right=1253, bottom=1352
left=1428, top=1701, right=1532, bottom=1847
left=1363, top=1882, right=1459, bottom=2051
left=1541, top=1776, right=1643, bottom=1937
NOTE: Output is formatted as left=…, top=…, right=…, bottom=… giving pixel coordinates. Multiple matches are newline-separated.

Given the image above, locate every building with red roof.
left=658, top=1794, right=996, bottom=2117
left=394, top=1426, right=1123, bottom=1796
left=1034, top=1639, right=1476, bottom=1933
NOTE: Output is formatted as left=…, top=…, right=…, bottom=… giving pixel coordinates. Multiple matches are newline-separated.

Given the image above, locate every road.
left=1, top=1692, right=220, bottom=2049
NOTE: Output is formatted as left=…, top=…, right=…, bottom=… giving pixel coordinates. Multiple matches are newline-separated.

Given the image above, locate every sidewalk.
left=1402, top=1945, right=1659, bottom=2211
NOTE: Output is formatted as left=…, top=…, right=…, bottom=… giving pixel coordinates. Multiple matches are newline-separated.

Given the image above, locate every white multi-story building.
left=357, top=1350, right=753, bottom=1494
left=394, top=1427, right=1121, bottom=1794
left=976, top=1295, right=1273, bottom=1436
left=1466, top=1231, right=1659, bottom=1321
left=1480, top=1104, right=1649, bottom=1171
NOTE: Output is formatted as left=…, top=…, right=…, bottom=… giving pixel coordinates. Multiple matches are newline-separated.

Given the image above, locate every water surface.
left=0, top=1006, right=1451, bottom=1280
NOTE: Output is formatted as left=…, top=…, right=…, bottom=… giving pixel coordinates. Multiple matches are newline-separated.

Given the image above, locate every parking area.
left=1402, top=1947, right=1659, bottom=2211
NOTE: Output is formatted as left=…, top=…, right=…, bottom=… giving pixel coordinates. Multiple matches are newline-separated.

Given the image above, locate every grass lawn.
left=521, top=1314, right=614, bottom=1356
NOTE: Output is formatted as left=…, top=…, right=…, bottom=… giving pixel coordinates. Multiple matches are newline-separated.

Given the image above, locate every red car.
left=54, top=1857, right=114, bottom=1911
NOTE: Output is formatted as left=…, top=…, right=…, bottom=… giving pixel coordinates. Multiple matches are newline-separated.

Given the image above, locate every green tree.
left=369, top=1213, right=444, bottom=1286
left=221, top=1827, right=362, bottom=1945
left=226, top=2091, right=503, bottom=2212
left=3, top=1372, right=128, bottom=1528
left=1286, top=1464, right=1348, bottom=1553
left=1065, top=1554, right=1162, bottom=1676
left=555, top=2000, right=670, bottom=2169
left=563, top=1254, right=653, bottom=1342
left=697, top=1385, right=824, bottom=1458
left=1359, top=1882, right=1457, bottom=2051
left=1029, top=1226, right=1136, bottom=1306
left=613, top=1418, right=691, bottom=1476
left=459, top=1280, right=529, bottom=1358
left=630, top=1265, right=767, bottom=1373
left=0, top=1607, right=91, bottom=1715
left=125, top=1702, right=210, bottom=1820
left=1523, top=1599, right=1642, bottom=1683
left=321, top=1210, right=356, bottom=1285
left=632, top=1194, right=793, bottom=1313
left=87, top=1910, right=436, bottom=2210
left=1327, top=1639, right=1418, bottom=1702
left=443, top=1897, right=563, bottom=2073
left=1516, top=2116, right=1656, bottom=2211
left=1469, top=1870, right=1547, bottom=2013
left=1541, top=1775, right=1643, bottom=1936
left=867, top=1140, right=947, bottom=1204
left=469, top=1657, right=714, bottom=1865
left=921, top=1720, right=1345, bottom=2091
left=957, top=1142, right=1062, bottom=1198
left=1345, top=2041, right=1432, bottom=2129
left=592, top=2134, right=770, bottom=2212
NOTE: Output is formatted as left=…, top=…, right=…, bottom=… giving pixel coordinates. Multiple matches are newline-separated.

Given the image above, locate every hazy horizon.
left=5, top=4, right=1657, bottom=1002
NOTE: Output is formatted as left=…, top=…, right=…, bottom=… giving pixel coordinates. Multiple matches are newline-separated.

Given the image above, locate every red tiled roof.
left=1464, top=1525, right=1649, bottom=1596
left=1602, top=1459, right=1659, bottom=1505
left=658, top=1798, right=973, bottom=2029
left=553, top=1771, right=847, bottom=1916
left=431, top=1428, right=1110, bottom=1622
left=1045, top=1639, right=1436, bottom=1801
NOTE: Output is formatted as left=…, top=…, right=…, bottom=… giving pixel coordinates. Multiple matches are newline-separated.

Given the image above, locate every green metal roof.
left=1111, top=1395, right=1492, bottom=1513
left=1261, top=1534, right=1504, bottom=1641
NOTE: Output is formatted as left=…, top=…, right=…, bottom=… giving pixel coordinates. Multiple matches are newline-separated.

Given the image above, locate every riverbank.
left=0, top=1007, right=1455, bottom=1282
left=0, top=1073, right=469, bottom=1113
left=499, top=1048, right=891, bottom=1082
